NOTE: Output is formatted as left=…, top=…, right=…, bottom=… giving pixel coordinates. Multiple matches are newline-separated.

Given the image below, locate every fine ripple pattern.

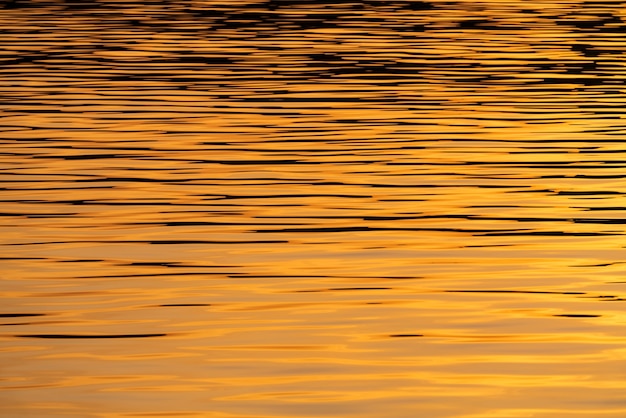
left=2, top=1, right=626, bottom=418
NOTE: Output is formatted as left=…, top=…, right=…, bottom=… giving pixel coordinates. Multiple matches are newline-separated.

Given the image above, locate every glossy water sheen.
left=2, top=0, right=626, bottom=417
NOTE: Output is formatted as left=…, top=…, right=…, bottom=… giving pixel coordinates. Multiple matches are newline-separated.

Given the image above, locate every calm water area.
left=2, top=0, right=626, bottom=417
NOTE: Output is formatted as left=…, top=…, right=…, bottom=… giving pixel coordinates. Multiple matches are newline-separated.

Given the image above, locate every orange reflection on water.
left=4, top=0, right=626, bottom=417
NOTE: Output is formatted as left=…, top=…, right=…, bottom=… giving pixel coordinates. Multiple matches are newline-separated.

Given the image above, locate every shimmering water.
left=2, top=0, right=626, bottom=417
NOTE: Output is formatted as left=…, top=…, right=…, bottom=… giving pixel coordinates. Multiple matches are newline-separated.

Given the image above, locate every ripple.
left=3, top=0, right=626, bottom=417
left=15, top=333, right=168, bottom=339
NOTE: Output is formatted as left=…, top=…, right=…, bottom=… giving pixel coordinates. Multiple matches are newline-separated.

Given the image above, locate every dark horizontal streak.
left=446, top=290, right=586, bottom=295
left=16, top=333, right=167, bottom=339
left=583, top=207, right=626, bottom=211
left=255, top=226, right=620, bottom=236
left=255, top=226, right=528, bottom=233
left=58, top=259, right=104, bottom=263
left=125, top=221, right=306, bottom=226
left=388, top=334, right=423, bottom=338
left=7, top=240, right=289, bottom=246
left=217, top=194, right=372, bottom=199
left=226, top=275, right=420, bottom=279
left=123, top=262, right=222, bottom=267
left=386, top=163, right=626, bottom=169
left=296, top=287, right=391, bottom=292
left=0, top=186, right=115, bottom=191
left=479, top=231, right=619, bottom=236
left=0, top=257, right=46, bottom=260
left=0, top=212, right=78, bottom=217
left=77, top=272, right=238, bottom=278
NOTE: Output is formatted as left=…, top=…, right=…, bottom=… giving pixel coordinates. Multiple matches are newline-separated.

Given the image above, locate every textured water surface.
left=2, top=0, right=626, bottom=417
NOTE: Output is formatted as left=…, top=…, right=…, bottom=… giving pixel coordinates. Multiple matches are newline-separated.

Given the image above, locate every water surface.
left=2, top=0, right=626, bottom=417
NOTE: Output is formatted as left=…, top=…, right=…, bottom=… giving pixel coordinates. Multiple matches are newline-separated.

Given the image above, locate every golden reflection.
left=4, top=0, right=626, bottom=417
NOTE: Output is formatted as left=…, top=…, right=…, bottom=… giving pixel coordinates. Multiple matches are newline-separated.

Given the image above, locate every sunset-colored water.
left=2, top=0, right=626, bottom=417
